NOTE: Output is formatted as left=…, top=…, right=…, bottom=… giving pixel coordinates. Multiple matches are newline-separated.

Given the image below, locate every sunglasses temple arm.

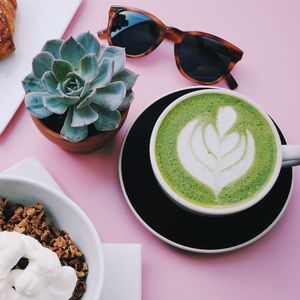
left=97, top=29, right=108, bottom=40
left=225, top=73, right=238, bottom=90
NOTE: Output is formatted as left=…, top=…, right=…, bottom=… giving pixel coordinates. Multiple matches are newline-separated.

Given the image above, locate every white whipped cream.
left=0, top=231, right=77, bottom=300
left=177, top=106, right=255, bottom=196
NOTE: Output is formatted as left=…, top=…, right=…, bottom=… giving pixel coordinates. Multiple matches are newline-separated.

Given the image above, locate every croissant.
left=0, top=0, right=17, bottom=59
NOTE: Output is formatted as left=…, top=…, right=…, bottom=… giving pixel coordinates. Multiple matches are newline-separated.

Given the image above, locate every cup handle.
left=282, top=145, right=300, bottom=167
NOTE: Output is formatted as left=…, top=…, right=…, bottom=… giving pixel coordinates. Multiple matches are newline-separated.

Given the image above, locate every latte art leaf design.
left=177, top=106, right=255, bottom=196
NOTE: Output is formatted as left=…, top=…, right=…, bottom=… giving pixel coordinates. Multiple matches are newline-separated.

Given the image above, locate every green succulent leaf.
left=42, top=39, right=63, bottom=59
left=32, top=52, right=54, bottom=79
left=90, top=57, right=114, bottom=89
left=112, top=69, right=139, bottom=91
left=80, top=54, right=98, bottom=81
left=61, top=73, right=85, bottom=97
left=60, top=37, right=86, bottom=69
left=100, top=46, right=126, bottom=75
left=43, top=95, right=79, bottom=114
left=71, top=105, right=99, bottom=127
left=52, top=60, right=74, bottom=82
left=118, top=91, right=135, bottom=111
left=92, top=104, right=121, bottom=131
left=41, top=71, right=59, bottom=95
left=79, top=82, right=91, bottom=104
left=22, top=73, right=42, bottom=93
left=25, top=92, right=53, bottom=119
left=43, top=95, right=69, bottom=114
left=90, top=82, right=126, bottom=111
left=60, top=108, right=88, bottom=142
left=61, top=96, right=81, bottom=105
left=77, top=32, right=101, bottom=57
left=76, top=97, right=91, bottom=110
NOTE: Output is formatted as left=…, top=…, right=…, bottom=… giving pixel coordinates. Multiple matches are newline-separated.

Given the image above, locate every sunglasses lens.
left=178, top=35, right=233, bottom=82
left=110, top=11, right=161, bottom=55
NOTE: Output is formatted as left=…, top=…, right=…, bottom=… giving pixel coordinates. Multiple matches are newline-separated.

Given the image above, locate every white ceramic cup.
left=150, top=88, right=300, bottom=216
left=0, top=176, right=104, bottom=300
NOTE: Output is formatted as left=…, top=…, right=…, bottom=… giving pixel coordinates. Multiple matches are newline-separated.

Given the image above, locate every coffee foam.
left=177, top=106, right=255, bottom=196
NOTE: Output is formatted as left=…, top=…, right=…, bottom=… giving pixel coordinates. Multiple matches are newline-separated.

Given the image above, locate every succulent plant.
left=22, top=32, right=138, bottom=142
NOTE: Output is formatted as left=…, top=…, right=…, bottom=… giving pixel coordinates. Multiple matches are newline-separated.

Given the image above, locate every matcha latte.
left=152, top=91, right=279, bottom=211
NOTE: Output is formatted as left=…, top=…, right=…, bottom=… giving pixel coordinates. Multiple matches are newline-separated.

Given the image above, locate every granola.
left=0, top=198, right=88, bottom=300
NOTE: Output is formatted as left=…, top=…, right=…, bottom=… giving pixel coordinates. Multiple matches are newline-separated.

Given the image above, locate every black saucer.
left=119, top=87, right=293, bottom=253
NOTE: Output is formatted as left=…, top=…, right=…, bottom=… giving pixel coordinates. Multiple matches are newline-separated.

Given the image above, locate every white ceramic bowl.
left=0, top=175, right=104, bottom=300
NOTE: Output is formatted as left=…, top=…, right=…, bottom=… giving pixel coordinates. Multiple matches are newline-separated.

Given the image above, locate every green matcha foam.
left=155, top=93, right=277, bottom=208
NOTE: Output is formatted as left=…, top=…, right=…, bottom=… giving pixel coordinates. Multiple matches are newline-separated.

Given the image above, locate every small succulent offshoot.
left=22, top=32, right=138, bottom=142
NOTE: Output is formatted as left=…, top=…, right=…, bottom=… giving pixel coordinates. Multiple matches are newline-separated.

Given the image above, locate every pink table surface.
left=1, top=0, right=300, bottom=299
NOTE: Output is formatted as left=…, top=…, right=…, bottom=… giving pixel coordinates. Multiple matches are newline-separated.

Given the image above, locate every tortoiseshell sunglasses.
left=98, top=6, right=243, bottom=89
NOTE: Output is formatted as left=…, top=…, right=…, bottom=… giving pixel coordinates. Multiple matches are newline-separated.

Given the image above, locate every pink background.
left=1, top=0, right=300, bottom=299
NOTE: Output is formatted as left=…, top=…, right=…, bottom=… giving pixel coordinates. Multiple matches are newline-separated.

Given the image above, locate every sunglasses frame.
left=98, top=6, right=243, bottom=89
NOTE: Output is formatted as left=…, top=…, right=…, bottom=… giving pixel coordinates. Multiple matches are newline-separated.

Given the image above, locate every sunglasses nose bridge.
left=165, top=26, right=183, bottom=43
